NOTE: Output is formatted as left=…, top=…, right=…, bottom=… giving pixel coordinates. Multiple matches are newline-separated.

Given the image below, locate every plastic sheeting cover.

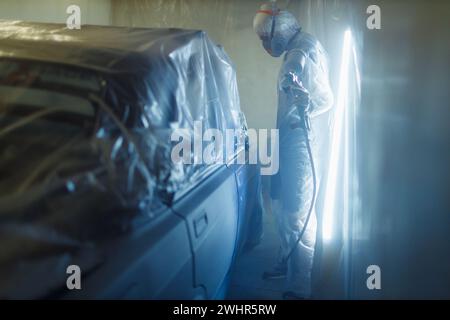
left=0, top=20, right=246, bottom=298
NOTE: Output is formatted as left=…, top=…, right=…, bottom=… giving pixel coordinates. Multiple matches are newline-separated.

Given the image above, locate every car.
left=0, top=20, right=263, bottom=299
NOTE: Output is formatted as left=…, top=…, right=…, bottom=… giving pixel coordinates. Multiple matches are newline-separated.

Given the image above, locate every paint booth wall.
left=347, top=0, right=450, bottom=299
left=0, top=0, right=111, bottom=25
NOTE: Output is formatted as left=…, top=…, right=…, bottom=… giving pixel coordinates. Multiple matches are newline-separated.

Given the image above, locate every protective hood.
left=253, top=2, right=301, bottom=57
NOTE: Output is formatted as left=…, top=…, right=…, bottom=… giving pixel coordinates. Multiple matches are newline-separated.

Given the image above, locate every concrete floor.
left=226, top=201, right=286, bottom=300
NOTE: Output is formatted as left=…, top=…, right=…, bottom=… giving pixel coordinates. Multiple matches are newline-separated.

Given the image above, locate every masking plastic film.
left=0, top=20, right=246, bottom=298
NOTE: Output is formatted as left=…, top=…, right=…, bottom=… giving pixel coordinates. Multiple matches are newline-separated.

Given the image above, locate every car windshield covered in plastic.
left=0, top=59, right=102, bottom=192
left=0, top=22, right=246, bottom=243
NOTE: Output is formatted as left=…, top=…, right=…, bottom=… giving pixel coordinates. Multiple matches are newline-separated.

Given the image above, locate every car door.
left=172, top=165, right=238, bottom=299
left=59, top=203, right=197, bottom=299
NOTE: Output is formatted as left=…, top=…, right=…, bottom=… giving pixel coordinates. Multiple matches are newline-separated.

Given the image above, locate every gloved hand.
left=293, top=86, right=311, bottom=115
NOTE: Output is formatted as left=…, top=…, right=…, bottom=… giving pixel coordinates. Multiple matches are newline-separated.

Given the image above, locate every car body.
left=0, top=21, right=263, bottom=299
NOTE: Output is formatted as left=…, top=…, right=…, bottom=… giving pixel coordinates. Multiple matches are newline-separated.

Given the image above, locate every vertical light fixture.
left=322, top=29, right=353, bottom=241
